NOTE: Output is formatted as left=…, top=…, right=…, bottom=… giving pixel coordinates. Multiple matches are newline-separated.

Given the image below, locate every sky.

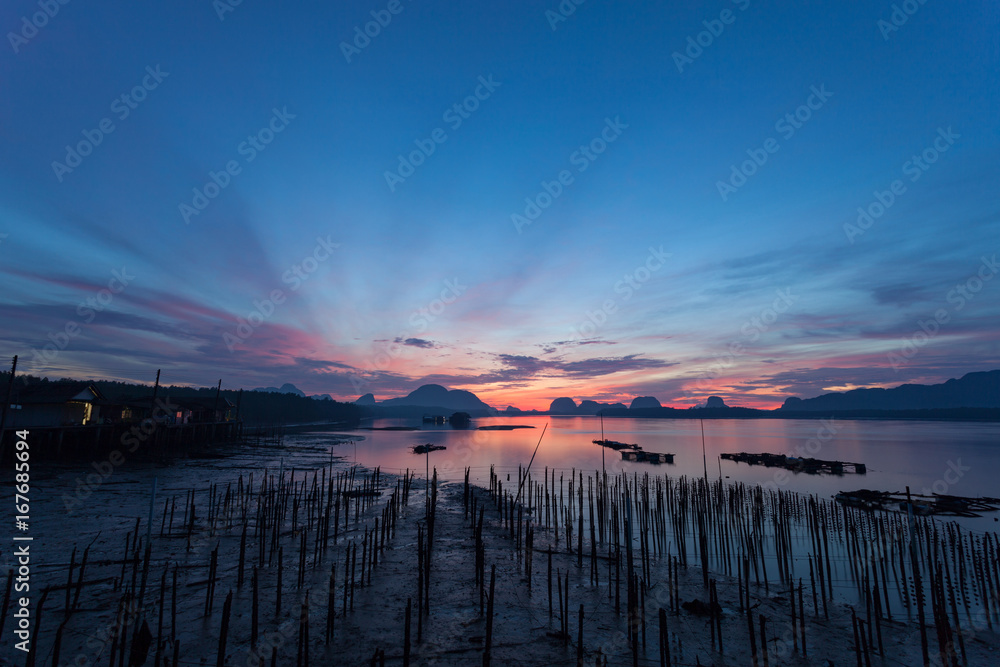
left=1, top=0, right=998, bottom=410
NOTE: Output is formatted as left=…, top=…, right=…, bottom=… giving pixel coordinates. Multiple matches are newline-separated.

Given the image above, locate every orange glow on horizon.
left=452, top=380, right=787, bottom=413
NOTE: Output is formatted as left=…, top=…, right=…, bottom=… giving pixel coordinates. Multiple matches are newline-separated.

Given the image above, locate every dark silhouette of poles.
left=216, top=590, right=232, bottom=667
left=484, top=565, right=496, bottom=667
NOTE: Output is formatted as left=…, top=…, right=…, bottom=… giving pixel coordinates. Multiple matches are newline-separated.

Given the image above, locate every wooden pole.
left=149, top=369, right=161, bottom=418
left=216, top=591, right=232, bottom=667
left=658, top=607, right=670, bottom=667
left=484, top=565, right=496, bottom=667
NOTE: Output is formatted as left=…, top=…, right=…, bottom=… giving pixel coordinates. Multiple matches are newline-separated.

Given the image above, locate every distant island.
left=353, top=383, right=494, bottom=419
left=778, top=370, right=1000, bottom=411
left=354, top=370, right=1000, bottom=422
left=8, top=370, right=996, bottom=428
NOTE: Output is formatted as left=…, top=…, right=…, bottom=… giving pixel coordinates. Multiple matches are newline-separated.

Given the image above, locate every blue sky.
left=1, top=0, right=998, bottom=409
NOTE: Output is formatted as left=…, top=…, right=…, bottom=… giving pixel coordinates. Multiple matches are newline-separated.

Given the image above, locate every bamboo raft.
left=592, top=439, right=641, bottom=451
left=621, top=450, right=674, bottom=464
left=835, top=489, right=1000, bottom=518
left=721, top=452, right=866, bottom=474
left=594, top=439, right=673, bottom=464
left=478, top=425, right=535, bottom=431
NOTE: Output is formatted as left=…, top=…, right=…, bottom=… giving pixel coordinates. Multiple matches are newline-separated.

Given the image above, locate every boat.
left=412, top=443, right=446, bottom=454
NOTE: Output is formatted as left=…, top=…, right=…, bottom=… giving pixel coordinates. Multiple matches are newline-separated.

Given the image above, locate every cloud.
left=479, top=353, right=675, bottom=383
left=394, top=337, right=437, bottom=349
left=870, top=284, right=931, bottom=307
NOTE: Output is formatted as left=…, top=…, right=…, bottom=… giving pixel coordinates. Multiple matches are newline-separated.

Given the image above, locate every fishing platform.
left=621, top=450, right=674, bottom=464
left=721, top=451, right=866, bottom=474
left=593, top=439, right=673, bottom=464
left=835, top=489, right=1000, bottom=518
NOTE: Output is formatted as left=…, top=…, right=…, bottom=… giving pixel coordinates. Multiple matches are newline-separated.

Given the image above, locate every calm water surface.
left=302, top=416, right=1000, bottom=513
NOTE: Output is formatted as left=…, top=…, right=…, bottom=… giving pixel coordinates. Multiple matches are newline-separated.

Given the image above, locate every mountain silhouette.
left=578, top=400, right=628, bottom=414
left=355, top=393, right=377, bottom=406
left=549, top=397, right=628, bottom=414
left=549, top=398, right=578, bottom=414
left=780, top=370, right=1000, bottom=411
left=629, top=396, right=661, bottom=409
left=253, top=383, right=306, bottom=397
left=380, top=384, right=492, bottom=412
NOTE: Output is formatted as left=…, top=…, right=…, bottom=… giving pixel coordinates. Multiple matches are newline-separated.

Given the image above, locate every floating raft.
left=835, top=489, right=1000, bottom=518
left=412, top=443, right=447, bottom=454
left=721, top=451, right=866, bottom=474
left=593, top=439, right=641, bottom=451
left=594, top=438, right=673, bottom=464
left=621, top=450, right=674, bottom=464
left=360, top=426, right=418, bottom=431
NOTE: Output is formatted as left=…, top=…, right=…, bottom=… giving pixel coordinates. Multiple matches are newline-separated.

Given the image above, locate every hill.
left=253, top=383, right=306, bottom=397
left=780, top=370, right=1000, bottom=411
left=365, top=384, right=494, bottom=416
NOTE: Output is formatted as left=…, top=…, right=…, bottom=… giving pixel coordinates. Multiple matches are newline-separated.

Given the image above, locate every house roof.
left=15, top=382, right=106, bottom=404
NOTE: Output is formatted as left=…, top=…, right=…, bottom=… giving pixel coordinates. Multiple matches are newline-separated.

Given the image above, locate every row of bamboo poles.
left=8, top=457, right=998, bottom=666
left=464, top=464, right=999, bottom=666
left=4, top=460, right=418, bottom=667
